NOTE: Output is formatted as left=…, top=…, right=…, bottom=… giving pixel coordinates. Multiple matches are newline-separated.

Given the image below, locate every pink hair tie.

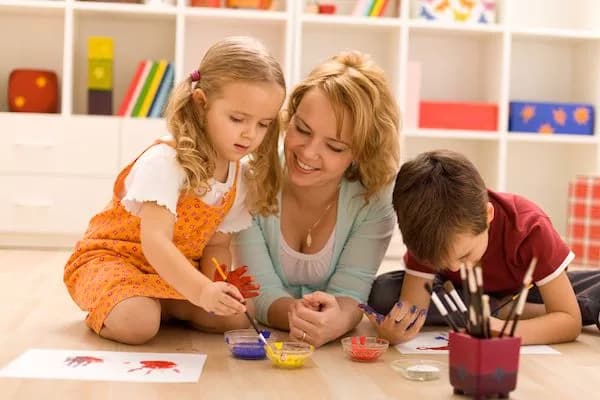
left=190, top=70, right=201, bottom=82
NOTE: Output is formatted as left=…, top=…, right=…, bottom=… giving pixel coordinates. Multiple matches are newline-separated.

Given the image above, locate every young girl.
left=64, top=36, right=286, bottom=345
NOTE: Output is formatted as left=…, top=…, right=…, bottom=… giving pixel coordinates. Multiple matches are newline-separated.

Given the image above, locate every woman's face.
left=284, top=88, right=354, bottom=189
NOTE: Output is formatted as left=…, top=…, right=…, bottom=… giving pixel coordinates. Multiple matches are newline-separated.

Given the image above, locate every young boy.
left=365, top=149, right=600, bottom=345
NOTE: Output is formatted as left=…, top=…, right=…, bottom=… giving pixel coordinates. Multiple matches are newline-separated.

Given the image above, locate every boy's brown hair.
left=393, top=150, right=489, bottom=268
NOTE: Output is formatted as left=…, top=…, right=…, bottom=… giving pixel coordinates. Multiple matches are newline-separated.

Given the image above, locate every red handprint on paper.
left=213, top=265, right=260, bottom=298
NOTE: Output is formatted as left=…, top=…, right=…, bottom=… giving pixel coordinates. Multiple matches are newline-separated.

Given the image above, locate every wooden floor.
left=0, top=249, right=599, bottom=400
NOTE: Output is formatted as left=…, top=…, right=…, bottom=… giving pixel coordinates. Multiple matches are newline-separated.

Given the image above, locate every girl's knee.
left=102, top=297, right=161, bottom=344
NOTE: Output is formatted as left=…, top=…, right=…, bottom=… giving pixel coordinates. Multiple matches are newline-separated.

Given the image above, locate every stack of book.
left=117, top=60, right=174, bottom=118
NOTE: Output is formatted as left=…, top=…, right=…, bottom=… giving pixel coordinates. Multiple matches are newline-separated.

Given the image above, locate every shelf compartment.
left=298, top=22, right=401, bottom=95
left=182, top=15, right=288, bottom=85
left=404, top=128, right=500, bottom=140
left=0, top=6, right=65, bottom=113
left=184, top=6, right=288, bottom=21
left=508, top=0, right=600, bottom=31
left=505, top=141, right=598, bottom=236
left=408, top=28, right=503, bottom=106
left=404, top=136, right=500, bottom=189
left=73, top=0, right=177, bottom=16
left=72, top=8, right=176, bottom=115
left=509, top=35, right=600, bottom=137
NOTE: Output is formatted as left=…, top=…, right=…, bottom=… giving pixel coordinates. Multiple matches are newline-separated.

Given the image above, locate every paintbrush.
left=443, top=281, right=469, bottom=328
left=424, top=282, right=459, bottom=332
left=211, top=258, right=271, bottom=349
left=491, top=283, right=534, bottom=317
left=499, top=257, right=538, bottom=338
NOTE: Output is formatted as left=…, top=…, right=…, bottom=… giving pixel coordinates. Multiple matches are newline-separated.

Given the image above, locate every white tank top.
left=279, top=228, right=336, bottom=286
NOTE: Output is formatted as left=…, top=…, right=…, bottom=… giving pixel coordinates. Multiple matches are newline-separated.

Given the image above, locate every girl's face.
left=205, top=80, right=284, bottom=164
left=284, top=88, right=354, bottom=189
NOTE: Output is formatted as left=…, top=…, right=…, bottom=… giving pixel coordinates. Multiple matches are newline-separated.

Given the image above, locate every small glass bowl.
left=266, top=341, right=314, bottom=368
left=390, top=359, right=446, bottom=381
left=224, top=329, right=271, bottom=360
left=341, top=336, right=389, bottom=362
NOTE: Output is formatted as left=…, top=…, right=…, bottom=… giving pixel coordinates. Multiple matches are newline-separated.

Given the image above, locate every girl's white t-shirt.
left=120, top=141, right=252, bottom=233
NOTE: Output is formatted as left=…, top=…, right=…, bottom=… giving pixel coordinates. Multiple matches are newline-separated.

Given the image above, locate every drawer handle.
left=13, top=200, right=53, bottom=208
left=13, top=141, right=55, bottom=149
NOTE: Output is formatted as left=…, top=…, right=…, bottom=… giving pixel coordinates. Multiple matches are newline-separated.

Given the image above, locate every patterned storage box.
left=8, top=69, right=59, bottom=113
left=412, top=0, right=496, bottom=24
left=509, top=101, right=594, bottom=135
left=567, top=176, right=600, bottom=268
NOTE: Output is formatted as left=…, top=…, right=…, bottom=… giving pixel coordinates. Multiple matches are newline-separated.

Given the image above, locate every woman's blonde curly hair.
left=164, top=36, right=285, bottom=215
left=286, top=51, right=400, bottom=201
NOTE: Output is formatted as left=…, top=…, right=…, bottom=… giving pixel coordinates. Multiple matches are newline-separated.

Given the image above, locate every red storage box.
left=567, top=176, right=600, bottom=268
left=419, top=101, right=498, bottom=131
left=8, top=69, right=59, bottom=113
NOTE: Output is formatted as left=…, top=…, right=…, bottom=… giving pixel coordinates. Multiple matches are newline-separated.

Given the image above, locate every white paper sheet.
left=0, top=349, right=207, bottom=383
left=394, top=331, right=560, bottom=355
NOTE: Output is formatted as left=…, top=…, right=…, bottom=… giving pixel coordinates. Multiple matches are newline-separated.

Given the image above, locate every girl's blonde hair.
left=286, top=51, right=400, bottom=201
left=164, top=36, right=285, bottom=215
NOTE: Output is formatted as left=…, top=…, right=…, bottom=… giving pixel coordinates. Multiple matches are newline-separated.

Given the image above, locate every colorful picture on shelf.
left=413, top=0, right=496, bottom=24
left=509, top=101, right=594, bottom=135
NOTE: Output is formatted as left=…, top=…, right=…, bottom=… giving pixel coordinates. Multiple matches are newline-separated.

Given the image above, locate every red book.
left=419, top=101, right=498, bottom=131
left=117, top=61, right=146, bottom=116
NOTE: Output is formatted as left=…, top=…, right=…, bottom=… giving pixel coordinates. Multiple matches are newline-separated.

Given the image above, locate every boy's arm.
left=490, top=271, right=581, bottom=344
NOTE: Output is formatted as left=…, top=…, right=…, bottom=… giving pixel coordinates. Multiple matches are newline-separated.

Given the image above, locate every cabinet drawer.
left=120, top=118, right=167, bottom=168
left=0, top=114, right=119, bottom=176
left=0, top=175, right=114, bottom=234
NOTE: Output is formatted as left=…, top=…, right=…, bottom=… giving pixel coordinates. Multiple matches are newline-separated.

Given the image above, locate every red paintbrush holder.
left=449, top=332, right=521, bottom=399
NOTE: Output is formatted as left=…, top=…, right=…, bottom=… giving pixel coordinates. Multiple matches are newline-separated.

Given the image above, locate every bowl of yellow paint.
left=266, top=340, right=314, bottom=368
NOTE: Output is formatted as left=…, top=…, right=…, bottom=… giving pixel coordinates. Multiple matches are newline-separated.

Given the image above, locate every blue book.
left=149, top=63, right=174, bottom=118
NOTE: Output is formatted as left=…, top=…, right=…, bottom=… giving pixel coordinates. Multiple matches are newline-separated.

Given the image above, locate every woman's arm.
left=232, top=216, right=293, bottom=324
left=490, top=271, right=581, bottom=344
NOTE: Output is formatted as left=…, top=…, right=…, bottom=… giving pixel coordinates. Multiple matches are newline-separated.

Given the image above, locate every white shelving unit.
left=1, top=0, right=600, bottom=249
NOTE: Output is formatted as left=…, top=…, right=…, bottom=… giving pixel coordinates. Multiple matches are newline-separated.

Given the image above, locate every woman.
left=233, top=50, right=400, bottom=347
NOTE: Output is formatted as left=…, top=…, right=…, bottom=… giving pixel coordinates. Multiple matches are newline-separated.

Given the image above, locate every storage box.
left=509, top=101, right=594, bottom=135
left=412, top=0, right=496, bottom=24
left=419, top=101, right=498, bottom=131
left=8, top=69, right=59, bottom=113
left=449, top=332, right=521, bottom=398
left=567, top=176, right=600, bottom=268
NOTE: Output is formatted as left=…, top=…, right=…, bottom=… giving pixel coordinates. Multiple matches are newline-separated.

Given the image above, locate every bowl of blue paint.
left=224, top=329, right=272, bottom=360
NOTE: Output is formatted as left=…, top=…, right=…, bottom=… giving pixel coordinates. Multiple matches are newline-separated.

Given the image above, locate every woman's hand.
left=192, top=281, right=247, bottom=316
left=360, top=301, right=427, bottom=345
left=287, top=291, right=345, bottom=347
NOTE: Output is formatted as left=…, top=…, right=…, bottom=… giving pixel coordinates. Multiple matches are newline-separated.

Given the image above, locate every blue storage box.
left=509, top=101, right=594, bottom=135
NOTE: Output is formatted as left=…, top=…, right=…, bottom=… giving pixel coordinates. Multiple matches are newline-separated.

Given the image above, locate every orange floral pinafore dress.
left=64, top=141, right=238, bottom=333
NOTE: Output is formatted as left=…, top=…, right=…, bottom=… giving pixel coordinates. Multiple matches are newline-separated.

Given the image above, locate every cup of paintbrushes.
left=448, top=332, right=521, bottom=398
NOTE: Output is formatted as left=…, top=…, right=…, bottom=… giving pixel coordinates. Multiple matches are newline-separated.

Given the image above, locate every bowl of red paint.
left=341, top=336, right=389, bottom=362
left=224, top=329, right=272, bottom=360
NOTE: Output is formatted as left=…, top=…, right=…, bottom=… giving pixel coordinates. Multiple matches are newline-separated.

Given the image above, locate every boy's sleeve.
left=325, top=186, right=396, bottom=303
left=232, top=217, right=292, bottom=324
left=404, top=251, right=437, bottom=280
left=517, top=214, right=574, bottom=286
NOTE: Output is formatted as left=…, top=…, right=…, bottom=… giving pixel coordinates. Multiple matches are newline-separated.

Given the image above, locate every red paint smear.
left=65, top=356, right=104, bottom=367
left=128, top=360, right=181, bottom=375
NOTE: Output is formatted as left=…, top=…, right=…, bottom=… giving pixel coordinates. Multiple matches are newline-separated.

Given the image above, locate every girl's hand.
left=360, top=301, right=427, bottom=345
left=287, top=291, right=342, bottom=347
left=193, top=281, right=247, bottom=316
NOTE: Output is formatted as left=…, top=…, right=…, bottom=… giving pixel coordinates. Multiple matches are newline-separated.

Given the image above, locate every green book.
left=131, top=61, right=158, bottom=117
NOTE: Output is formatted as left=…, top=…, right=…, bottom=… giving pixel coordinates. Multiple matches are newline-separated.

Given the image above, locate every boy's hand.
left=193, top=281, right=247, bottom=316
left=213, top=265, right=260, bottom=298
left=359, top=302, right=427, bottom=345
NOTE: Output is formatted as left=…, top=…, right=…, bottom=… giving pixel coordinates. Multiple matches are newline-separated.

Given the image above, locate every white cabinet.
left=1, top=0, right=600, bottom=247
